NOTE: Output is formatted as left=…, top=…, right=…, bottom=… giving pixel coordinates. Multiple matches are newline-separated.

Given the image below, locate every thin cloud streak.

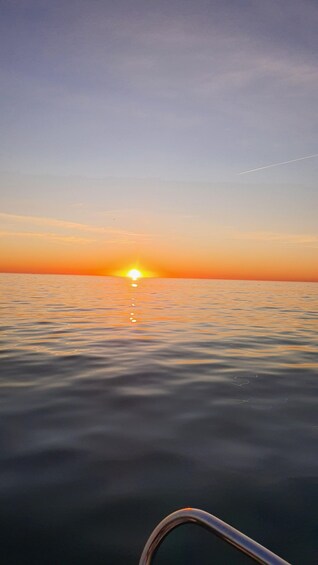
left=239, top=153, right=318, bottom=175
left=0, top=230, right=95, bottom=244
left=232, top=230, right=318, bottom=247
left=0, top=212, right=154, bottom=239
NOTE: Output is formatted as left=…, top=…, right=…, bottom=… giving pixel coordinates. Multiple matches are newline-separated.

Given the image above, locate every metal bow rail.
left=139, top=508, right=291, bottom=564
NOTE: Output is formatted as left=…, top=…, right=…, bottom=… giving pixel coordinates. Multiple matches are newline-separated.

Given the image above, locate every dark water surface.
left=0, top=274, right=317, bottom=564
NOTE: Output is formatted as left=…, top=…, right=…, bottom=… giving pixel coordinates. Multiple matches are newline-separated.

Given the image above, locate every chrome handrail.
left=139, top=508, right=291, bottom=564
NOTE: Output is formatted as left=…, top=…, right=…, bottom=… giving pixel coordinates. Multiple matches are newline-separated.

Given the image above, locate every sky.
left=1, top=0, right=317, bottom=281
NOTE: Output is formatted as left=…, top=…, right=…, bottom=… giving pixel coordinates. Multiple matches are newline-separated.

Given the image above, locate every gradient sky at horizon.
left=1, top=0, right=317, bottom=281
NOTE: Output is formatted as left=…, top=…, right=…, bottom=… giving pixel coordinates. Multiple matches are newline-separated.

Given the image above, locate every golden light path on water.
left=127, top=271, right=140, bottom=323
left=124, top=269, right=141, bottom=323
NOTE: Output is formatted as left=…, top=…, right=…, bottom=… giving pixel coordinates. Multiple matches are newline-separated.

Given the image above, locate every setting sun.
left=127, top=268, right=142, bottom=281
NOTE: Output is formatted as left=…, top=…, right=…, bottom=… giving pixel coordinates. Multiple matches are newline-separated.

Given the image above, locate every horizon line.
left=0, top=269, right=317, bottom=284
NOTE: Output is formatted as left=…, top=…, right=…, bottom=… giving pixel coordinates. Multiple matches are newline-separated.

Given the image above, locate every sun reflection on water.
left=129, top=279, right=139, bottom=324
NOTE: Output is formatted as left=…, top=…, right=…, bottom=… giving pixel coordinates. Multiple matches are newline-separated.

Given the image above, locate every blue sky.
left=1, top=0, right=317, bottom=279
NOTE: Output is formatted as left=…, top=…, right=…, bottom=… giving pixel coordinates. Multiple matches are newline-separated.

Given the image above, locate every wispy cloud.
left=232, top=230, right=318, bottom=248
left=0, top=212, right=153, bottom=239
left=0, top=211, right=113, bottom=234
left=0, top=230, right=95, bottom=244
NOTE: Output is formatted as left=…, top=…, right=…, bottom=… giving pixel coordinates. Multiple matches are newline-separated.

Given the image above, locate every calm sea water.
left=0, top=273, right=317, bottom=564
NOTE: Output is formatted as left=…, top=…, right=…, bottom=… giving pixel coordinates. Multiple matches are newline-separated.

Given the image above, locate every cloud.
left=0, top=230, right=95, bottom=244
left=0, top=212, right=153, bottom=239
left=2, top=5, right=317, bottom=128
left=232, top=230, right=318, bottom=248
left=0, top=211, right=111, bottom=233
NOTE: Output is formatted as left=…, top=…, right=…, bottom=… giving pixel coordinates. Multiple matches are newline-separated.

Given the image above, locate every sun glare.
left=127, top=268, right=142, bottom=281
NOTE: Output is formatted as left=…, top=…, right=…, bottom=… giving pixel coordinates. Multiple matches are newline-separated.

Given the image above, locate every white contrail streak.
left=239, top=153, right=318, bottom=175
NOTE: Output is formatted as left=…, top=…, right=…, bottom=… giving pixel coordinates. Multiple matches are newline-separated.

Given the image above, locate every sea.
left=0, top=273, right=317, bottom=564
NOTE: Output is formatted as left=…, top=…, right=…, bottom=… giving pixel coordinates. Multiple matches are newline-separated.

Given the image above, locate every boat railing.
left=139, top=508, right=291, bottom=564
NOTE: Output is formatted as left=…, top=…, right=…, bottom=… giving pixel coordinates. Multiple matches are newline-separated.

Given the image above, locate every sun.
left=127, top=268, right=142, bottom=281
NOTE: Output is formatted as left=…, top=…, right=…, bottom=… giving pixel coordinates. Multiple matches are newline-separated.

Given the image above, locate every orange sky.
left=1, top=210, right=317, bottom=282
